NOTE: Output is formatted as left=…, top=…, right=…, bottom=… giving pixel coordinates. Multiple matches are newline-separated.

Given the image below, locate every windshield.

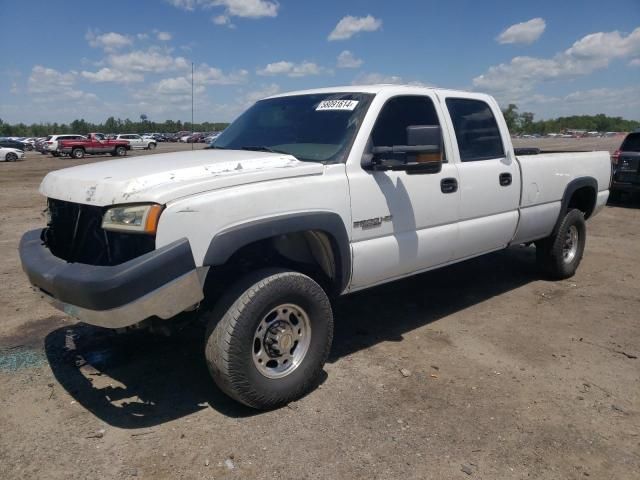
left=214, top=92, right=374, bottom=162
left=621, top=133, right=640, bottom=152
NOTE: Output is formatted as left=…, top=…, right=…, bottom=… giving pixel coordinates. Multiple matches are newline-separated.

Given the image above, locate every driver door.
left=347, top=95, right=460, bottom=290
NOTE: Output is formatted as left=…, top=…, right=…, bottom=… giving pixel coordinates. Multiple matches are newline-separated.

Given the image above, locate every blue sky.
left=1, top=0, right=639, bottom=124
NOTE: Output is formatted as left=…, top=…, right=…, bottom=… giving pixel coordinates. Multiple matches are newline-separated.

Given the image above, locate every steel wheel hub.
left=563, top=225, right=579, bottom=264
left=252, top=304, right=311, bottom=379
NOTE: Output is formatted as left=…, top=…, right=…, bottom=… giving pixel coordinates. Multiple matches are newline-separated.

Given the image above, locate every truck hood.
left=40, top=149, right=324, bottom=206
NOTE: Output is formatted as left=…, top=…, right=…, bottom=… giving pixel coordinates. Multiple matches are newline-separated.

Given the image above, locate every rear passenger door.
left=444, top=97, right=521, bottom=259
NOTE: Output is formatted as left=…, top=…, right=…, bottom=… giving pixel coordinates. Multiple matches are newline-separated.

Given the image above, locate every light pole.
left=191, top=62, right=194, bottom=151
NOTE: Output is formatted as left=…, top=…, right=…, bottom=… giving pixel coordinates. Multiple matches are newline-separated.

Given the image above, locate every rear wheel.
left=5, top=152, right=18, bottom=162
left=71, top=148, right=84, bottom=159
left=115, top=146, right=127, bottom=156
left=536, top=208, right=586, bottom=279
left=204, top=268, right=333, bottom=409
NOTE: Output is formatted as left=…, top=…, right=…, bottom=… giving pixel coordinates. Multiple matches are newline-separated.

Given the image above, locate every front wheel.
left=5, top=152, right=18, bottom=162
left=204, top=269, right=333, bottom=409
left=147, top=142, right=156, bottom=150
left=536, top=208, right=586, bottom=279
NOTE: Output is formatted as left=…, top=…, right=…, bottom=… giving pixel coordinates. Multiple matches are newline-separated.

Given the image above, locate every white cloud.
left=168, top=0, right=278, bottom=18
left=629, top=58, right=640, bottom=67
left=474, top=27, right=640, bottom=100
left=194, top=64, right=248, bottom=84
left=81, top=68, right=144, bottom=84
left=257, top=60, right=325, bottom=77
left=243, top=83, right=280, bottom=105
left=497, top=18, right=546, bottom=45
left=156, top=31, right=172, bottom=41
left=213, top=0, right=278, bottom=18
left=107, top=48, right=190, bottom=73
left=86, top=30, right=133, bottom=51
left=515, top=85, right=640, bottom=119
left=137, top=33, right=149, bottom=40
left=337, top=50, right=363, bottom=69
left=27, top=65, right=97, bottom=102
left=352, top=72, right=428, bottom=86
left=213, top=14, right=233, bottom=26
left=328, top=15, right=382, bottom=41
left=166, top=0, right=197, bottom=10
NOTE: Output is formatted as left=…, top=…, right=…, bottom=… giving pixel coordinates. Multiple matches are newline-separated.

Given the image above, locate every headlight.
left=101, top=204, right=163, bottom=234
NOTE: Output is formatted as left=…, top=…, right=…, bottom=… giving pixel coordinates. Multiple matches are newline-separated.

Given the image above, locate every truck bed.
left=511, top=150, right=611, bottom=244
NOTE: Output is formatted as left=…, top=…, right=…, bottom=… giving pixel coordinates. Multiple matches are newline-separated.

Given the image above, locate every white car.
left=20, top=84, right=611, bottom=410
left=0, top=147, right=25, bottom=162
left=45, top=134, right=87, bottom=155
left=115, top=134, right=157, bottom=150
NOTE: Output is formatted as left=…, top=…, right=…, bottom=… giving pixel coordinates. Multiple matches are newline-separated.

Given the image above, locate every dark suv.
left=611, top=132, right=640, bottom=196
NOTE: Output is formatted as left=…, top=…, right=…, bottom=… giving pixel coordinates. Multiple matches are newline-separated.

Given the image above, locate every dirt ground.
left=0, top=140, right=638, bottom=480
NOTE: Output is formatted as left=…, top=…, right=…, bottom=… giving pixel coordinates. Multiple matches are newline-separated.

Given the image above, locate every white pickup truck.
left=20, top=85, right=611, bottom=409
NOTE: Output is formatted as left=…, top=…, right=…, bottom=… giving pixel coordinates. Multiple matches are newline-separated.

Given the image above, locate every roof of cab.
left=265, top=84, right=485, bottom=101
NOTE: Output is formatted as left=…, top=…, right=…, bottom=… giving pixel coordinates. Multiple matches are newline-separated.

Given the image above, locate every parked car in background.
left=0, top=139, right=27, bottom=151
left=115, top=134, right=157, bottom=150
left=45, top=135, right=87, bottom=156
left=611, top=131, right=640, bottom=197
left=0, top=147, right=25, bottom=162
left=57, top=133, right=129, bottom=159
left=35, top=137, right=51, bottom=154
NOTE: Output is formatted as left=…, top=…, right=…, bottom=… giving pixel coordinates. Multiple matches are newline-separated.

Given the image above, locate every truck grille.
left=43, top=199, right=155, bottom=266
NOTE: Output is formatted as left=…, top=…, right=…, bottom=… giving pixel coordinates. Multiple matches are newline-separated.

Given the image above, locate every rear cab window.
left=445, top=98, right=505, bottom=162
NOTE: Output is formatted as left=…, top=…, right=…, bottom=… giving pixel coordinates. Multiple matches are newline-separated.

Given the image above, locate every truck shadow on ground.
left=45, top=244, right=540, bottom=428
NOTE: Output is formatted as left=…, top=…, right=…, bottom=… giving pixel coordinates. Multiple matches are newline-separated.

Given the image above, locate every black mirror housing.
left=407, top=125, right=442, bottom=148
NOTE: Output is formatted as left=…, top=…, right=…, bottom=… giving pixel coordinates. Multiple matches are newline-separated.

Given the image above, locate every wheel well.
left=203, top=230, right=342, bottom=300
left=567, top=185, right=596, bottom=219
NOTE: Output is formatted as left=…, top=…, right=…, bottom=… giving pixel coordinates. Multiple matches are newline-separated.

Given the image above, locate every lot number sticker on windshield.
left=316, top=100, right=359, bottom=111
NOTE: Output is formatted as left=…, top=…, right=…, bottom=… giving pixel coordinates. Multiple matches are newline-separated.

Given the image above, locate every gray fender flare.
left=203, top=212, right=351, bottom=293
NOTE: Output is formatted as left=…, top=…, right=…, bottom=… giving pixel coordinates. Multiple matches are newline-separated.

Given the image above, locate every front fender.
left=203, top=211, right=351, bottom=292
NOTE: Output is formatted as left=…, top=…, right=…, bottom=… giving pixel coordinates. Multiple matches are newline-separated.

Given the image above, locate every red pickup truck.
left=58, top=133, right=129, bottom=159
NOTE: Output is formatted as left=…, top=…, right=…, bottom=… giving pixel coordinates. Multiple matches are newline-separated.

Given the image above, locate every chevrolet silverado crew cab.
left=19, top=85, right=611, bottom=409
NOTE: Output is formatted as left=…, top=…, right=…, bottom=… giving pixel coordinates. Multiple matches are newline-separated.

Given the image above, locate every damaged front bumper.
left=19, top=230, right=204, bottom=328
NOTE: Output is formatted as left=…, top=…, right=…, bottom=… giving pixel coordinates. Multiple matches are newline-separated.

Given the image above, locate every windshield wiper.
left=240, top=145, right=294, bottom=157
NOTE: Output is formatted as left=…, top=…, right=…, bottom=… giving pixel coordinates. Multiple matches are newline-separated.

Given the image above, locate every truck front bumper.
left=19, top=230, right=204, bottom=329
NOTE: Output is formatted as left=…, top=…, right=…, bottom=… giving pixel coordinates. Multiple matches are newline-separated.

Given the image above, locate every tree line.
left=1, top=108, right=638, bottom=138
left=501, top=104, right=639, bottom=135
left=0, top=116, right=230, bottom=137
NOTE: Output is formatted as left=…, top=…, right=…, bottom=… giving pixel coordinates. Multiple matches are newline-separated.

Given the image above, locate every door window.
left=445, top=98, right=504, bottom=162
left=372, top=96, right=441, bottom=148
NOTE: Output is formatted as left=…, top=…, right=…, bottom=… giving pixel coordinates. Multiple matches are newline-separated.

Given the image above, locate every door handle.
left=440, top=177, right=458, bottom=194
left=499, top=173, right=512, bottom=186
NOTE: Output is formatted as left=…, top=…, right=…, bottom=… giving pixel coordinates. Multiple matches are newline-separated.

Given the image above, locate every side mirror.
left=368, top=125, right=443, bottom=174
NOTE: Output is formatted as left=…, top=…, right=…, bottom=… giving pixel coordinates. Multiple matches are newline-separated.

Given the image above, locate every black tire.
left=147, top=142, right=156, bottom=150
left=71, top=148, right=84, bottom=159
left=115, top=146, right=127, bottom=156
left=536, top=209, right=586, bottom=280
left=204, top=268, right=333, bottom=410
left=6, top=152, right=18, bottom=162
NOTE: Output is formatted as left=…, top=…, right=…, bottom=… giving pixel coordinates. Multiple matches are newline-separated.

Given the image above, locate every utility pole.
left=191, top=62, right=194, bottom=151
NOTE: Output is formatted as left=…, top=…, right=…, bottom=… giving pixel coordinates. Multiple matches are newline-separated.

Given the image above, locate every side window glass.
left=445, top=98, right=504, bottom=162
left=372, top=96, right=440, bottom=148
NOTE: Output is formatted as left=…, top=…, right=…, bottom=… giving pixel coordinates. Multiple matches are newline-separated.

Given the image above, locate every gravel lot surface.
left=1, top=140, right=638, bottom=479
